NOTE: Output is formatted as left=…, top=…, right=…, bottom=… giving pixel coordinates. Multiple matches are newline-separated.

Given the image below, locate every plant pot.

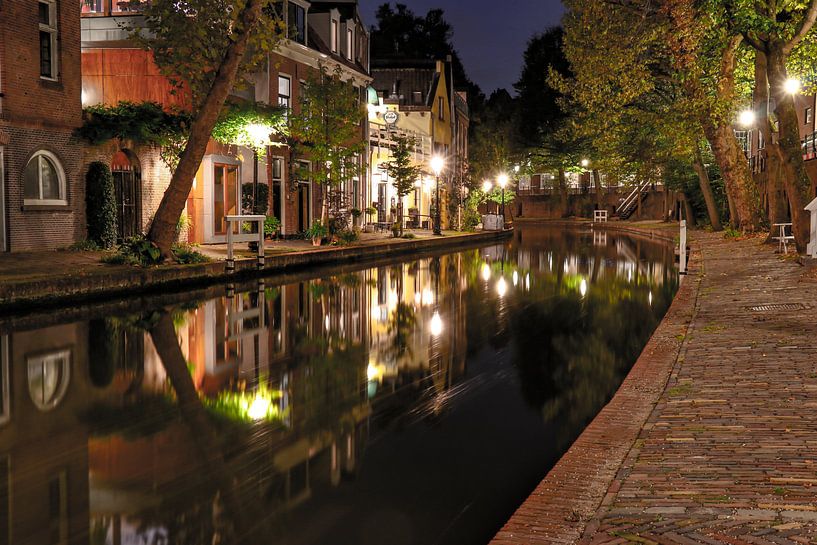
left=311, top=238, right=322, bottom=247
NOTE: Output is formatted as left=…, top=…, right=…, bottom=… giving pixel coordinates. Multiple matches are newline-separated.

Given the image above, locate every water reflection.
left=0, top=225, right=676, bottom=545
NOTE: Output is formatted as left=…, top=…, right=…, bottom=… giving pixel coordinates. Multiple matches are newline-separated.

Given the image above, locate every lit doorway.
left=213, top=163, right=239, bottom=236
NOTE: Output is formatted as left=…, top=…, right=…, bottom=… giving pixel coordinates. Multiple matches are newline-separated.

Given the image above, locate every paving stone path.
left=495, top=231, right=817, bottom=544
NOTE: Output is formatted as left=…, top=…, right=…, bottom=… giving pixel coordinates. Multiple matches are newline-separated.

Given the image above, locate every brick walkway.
left=494, top=231, right=817, bottom=544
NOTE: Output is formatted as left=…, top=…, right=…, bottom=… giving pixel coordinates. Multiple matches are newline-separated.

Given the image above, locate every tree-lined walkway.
left=495, top=231, right=817, bottom=544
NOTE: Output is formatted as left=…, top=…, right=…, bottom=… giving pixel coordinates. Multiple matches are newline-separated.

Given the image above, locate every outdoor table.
left=772, top=222, right=795, bottom=254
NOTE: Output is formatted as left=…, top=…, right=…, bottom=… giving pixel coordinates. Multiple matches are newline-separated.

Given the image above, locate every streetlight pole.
left=497, top=173, right=509, bottom=227
left=431, top=156, right=445, bottom=236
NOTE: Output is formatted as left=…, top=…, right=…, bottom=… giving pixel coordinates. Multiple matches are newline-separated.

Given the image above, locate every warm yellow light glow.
left=482, top=180, right=493, bottom=193
left=496, top=277, right=508, bottom=297
left=512, top=271, right=519, bottom=286
left=430, top=311, right=443, bottom=336
left=580, top=278, right=588, bottom=297
left=430, top=156, right=445, bottom=176
left=785, top=78, right=801, bottom=95
left=514, top=164, right=521, bottom=173
left=497, top=173, right=509, bottom=188
left=421, top=288, right=434, bottom=306
left=415, top=179, right=422, bottom=188
left=738, top=110, right=756, bottom=127
left=248, top=396, right=271, bottom=421
left=481, top=262, right=491, bottom=281
left=246, top=123, right=272, bottom=146
left=367, top=364, right=379, bottom=381
left=648, top=291, right=653, bottom=306
left=525, top=273, right=531, bottom=290
left=581, top=159, right=590, bottom=168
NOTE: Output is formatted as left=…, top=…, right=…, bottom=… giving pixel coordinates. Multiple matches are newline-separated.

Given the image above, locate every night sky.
left=359, top=0, right=566, bottom=95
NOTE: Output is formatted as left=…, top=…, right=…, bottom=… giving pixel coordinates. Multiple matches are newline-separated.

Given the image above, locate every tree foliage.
left=85, top=162, right=118, bottom=249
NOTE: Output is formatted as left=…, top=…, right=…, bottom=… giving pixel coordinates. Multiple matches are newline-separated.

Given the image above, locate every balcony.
left=369, top=125, right=432, bottom=161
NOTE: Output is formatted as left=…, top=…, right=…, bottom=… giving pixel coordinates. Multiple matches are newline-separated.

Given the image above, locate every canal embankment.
left=494, top=225, right=817, bottom=544
left=0, top=229, right=512, bottom=313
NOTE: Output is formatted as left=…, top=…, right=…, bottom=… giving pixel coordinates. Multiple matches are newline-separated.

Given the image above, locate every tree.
left=289, top=64, right=365, bottom=232
left=385, top=135, right=423, bottom=236
left=726, top=0, right=817, bottom=250
left=134, top=0, right=286, bottom=259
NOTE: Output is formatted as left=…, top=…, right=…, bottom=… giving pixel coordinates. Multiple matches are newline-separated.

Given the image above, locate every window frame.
left=331, top=19, right=339, bottom=53
left=23, top=150, right=68, bottom=207
left=806, top=107, right=813, bottom=125
left=39, top=0, right=59, bottom=81
left=346, top=27, right=354, bottom=60
left=438, top=97, right=445, bottom=120
left=278, top=74, right=292, bottom=112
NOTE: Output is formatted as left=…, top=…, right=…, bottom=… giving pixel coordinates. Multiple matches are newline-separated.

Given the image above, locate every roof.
left=370, top=61, right=442, bottom=108
left=306, top=24, right=369, bottom=76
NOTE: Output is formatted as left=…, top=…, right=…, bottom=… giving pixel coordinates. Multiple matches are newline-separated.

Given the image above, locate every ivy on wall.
left=77, top=100, right=288, bottom=168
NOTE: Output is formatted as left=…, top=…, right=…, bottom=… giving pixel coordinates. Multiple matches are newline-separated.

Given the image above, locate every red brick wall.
left=0, top=0, right=84, bottom=251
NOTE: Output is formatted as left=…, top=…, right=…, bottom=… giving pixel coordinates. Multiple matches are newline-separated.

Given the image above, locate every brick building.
left=80, top=0, right=372, bottom=242
left=0, top=0, right=85, bottom=252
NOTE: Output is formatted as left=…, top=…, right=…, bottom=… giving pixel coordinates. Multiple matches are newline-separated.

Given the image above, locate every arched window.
left=27, top=350, right=71, bottom=411
left=23, top=150, right=66, bottom=205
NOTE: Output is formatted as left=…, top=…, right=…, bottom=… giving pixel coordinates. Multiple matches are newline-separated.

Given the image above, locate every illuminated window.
left=278, top=75, right=291, bottom=110
left=331, top=20, right=338, bottom=52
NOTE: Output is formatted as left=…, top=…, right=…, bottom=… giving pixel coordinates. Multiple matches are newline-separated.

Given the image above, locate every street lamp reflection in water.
left=430, top=311, right=443, bottom=337
left=481, top=262, right=491, bottom=282
left=496, top=277, right=508, bottom=298
left=248, top=395, right=272, bottom=421
left=580, top=278, right=588, bottom=298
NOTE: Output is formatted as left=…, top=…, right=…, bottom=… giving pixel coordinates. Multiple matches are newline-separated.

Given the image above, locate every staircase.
left=616, top=182, right=650, bottom=220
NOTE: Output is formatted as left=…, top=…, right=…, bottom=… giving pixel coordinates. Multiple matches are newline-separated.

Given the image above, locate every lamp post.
left=431, top=156, right=445, bottom=235
left=482, top=180, right=493, bottom=214
left=497, top=173, right=509, bottom=226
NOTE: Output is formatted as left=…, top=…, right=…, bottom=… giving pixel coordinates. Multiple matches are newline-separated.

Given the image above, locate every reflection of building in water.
left=0, top=253, right=472, bottom=544
left=0, top=325, right=92, bottom=545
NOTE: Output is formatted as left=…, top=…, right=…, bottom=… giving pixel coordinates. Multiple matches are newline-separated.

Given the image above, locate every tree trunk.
left=149, top=312, right=268, bottom=543
left=767, top=44, right=812, bottom=252
left=592, top=169, right=602, bottom=208
left=702, top=120, right=760, bottom=230
left=558, top=167, right=568, bottom=217
left=147, top=0, right=267, bottom=258
left=680, top=192, right=696, bottom=227
left=692, top=144, right=722, bottom=230
left=752, top=50, right=787, bottom=242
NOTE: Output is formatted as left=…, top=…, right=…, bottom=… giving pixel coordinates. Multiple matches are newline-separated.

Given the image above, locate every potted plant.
left=305, top=221, right=328, bottom=247
left=364, top=206, right=377, bottom=233
left=350, top=208, right=362, bottom=230
left=264, top=216, right=281, bottom=240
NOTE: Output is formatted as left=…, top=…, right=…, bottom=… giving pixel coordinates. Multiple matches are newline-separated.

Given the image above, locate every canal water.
left=0, top=225, right=677, bottom=545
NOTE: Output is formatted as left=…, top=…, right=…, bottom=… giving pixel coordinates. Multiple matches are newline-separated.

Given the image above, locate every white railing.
left=225, top=215, right=265, bottom=272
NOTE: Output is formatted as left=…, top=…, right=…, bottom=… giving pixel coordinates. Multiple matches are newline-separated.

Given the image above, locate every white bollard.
left=806, top=197, right=817, bottom=258
left=679, top=220, right=687, bottom=275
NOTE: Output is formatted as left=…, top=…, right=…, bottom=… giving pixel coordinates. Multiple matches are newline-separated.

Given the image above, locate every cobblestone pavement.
left=580, top=233, right=817, bottom=544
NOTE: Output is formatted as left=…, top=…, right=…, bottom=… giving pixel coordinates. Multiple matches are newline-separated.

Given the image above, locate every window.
left=759, top=130, right=765, bottom=150
left=27, top=349, right=71, bottom=411
left=271, top=157, right=284, bottom=222
left=413, top=91, right=423, bottom=105
left=287, top=2, right=306, bottom=44
left=331, top=19, right=338, bottom=52
left=39, top=1, right=58, bottom=80
left=806, top=108, right=813, bottom=124
left=278, top=75, right=291, bottom=110
left=438, top=97, right=445, bottom=120
left=346, top=28, right=354, bottom=59
left=81, top=0, right=104, bottom=13
left=23, top=151, right=66, bottom=205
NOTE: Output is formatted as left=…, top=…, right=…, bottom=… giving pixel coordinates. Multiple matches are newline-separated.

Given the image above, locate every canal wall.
left=491, top=220, right=701, bottom=544
left=0, top=230, right=513, bottom=314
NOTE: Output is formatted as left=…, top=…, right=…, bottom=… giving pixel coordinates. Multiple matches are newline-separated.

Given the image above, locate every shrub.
left=401, top=233, right=417, bottom=239
left=172, top=243, right=210, bottom=264
left=241, top=182, right=270, bottom=215
left=102, top=235, right=162, bottom=267
left=336, top=229, right=358, bottom=245
left=85, top=162, right=118, bottom=249
left=350, top=208, right=362, bottom=219
left=66, top=239, right=102, bottom=252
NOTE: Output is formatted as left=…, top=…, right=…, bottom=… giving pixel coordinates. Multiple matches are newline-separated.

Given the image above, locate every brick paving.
left=494, top=231, right=817, bottom=544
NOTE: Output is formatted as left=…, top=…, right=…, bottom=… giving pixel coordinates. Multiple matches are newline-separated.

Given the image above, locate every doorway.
left=213, top=163, right=239, bottom=236
left=297, top=182, right=311, bottom=232
left=0, top=148, right=5, bottom=251
left=111, top=150, right=142, bottom=241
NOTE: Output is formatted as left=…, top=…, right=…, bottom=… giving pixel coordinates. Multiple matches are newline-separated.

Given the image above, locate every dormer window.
left=287, top=1, right=306, bottom=45
left=346, top=27, right=354, bottom=60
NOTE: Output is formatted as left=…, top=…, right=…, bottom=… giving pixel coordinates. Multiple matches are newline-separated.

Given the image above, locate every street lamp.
left=430, top=156, right=445, bottom=235
left=784, top=78, right=801, bottom=95
left=581, top=158, right=590, bottom=168
left=497, top=173, right=509, bottom=225
left=738, top=109, right=756, bottom=127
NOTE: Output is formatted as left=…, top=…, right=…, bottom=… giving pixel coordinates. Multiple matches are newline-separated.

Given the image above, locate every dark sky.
left=358, top=0, right=566, bottom=95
